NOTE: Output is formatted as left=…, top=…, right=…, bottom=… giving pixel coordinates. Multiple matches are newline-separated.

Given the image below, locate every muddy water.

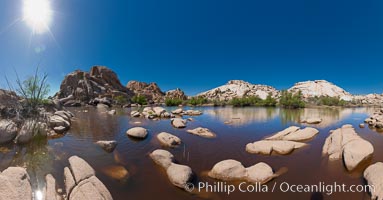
left=1, top=106, right=382, bottom=200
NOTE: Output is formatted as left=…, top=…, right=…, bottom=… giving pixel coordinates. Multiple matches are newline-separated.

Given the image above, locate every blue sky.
left=0, top=0, right=382, bottom=96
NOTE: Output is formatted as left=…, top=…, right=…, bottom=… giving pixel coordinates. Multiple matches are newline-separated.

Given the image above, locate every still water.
left=1, top=106, right=382, bottom=200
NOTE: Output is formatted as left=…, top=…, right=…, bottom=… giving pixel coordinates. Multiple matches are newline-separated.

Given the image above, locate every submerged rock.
left=43, top=174, right=61, bottom=200
left=265, top=126, right=319, bottom=141
left=157, top=132, right=181, bottom=148
left=0, top=167, right=32, bottom=200
left=322, top=125, right=374, bottom=171
left=171, top=108, right=183, bottom=115
left=96, top=140, right=118, bottom=152
left=208, top=159, right=278, bottom=184
left=101, top=165, right=129, bottom=182
left=126, top=127, right=148, bottom=139
left=171, top=118, right=187, bottom=128
left=364, top=110, right=383, bottom=130
left=301, top=118, right=322, bottom=124
left=183, top=110, right=202, bottom=116
left=364, top=162, right=383, bottom=200
left=0, top=120, right=18, bottom=144
left=186, top=127, right=216, bottom=138
left=107, top=110, right=116, bottom=115
left=130, top=111, right=141, bottom=117
left=150, top=149, right=193, bottom=191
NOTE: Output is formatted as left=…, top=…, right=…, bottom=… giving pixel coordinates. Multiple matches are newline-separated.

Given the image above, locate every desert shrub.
left=114, top=95, right=128, bottom=105
left=165, top=98, right=183, bottom=106
left=230, top=93, right=277, bottom=107
left=279, top=90, right=305, bottom=109
left=188, top=97, right=208, bottom=106
left=131, top=95, right=147, bottom=105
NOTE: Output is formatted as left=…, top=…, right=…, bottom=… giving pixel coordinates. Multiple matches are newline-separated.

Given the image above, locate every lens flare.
left=23, top=0, right=53, bottom=34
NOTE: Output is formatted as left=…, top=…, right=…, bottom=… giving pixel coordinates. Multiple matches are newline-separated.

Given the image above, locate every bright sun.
left=23, top=0, right=53, bottom=34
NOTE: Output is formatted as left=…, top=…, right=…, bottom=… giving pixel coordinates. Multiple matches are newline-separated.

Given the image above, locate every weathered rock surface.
left=54, top=66, right=133, bottom=105
left=186, top=127, right=216, bottom=138
left=0, top=167, right=32, bottom=200
left=197, top=80, right=279, bottom=101
left=150, top=149, right=193, bottom=191
left=48, top=111, right=74, bottom=134
left=365, top=109, right=383, bottom=130
left=364, top=162, right=383, bottom=200
left=301, top=118, right=322, bottom=124
left=322, top=125, right=374, bottom=171
left=126, top=81, right=165, bottom=103
left=288, top=80, right=353, bottom=101
left=16, top=120, right=48, bottom=144
left=246, top=126, right=318, bottom=155
left=96, top=140, right=117, bottom=152
left=171, top=108, right=183, bottom=115
left=157, top=132, right=181, bottom=148
left=130, top=111, right=141, bottom=117
left=165, top=88, right=187, bottom=100
left=43, top=174, right=61, bottom=200
left=126, top=127, right=148, bottom=139
left=0, top=89, right=21, bottom=118
left=246, top=140, right=307, bottom=155
left=0, top=120, right=18, bottom=144
left=208, top=159, right=277, bottom=184
left=65, top=156, right=113, bottom=200
left=171, top=118, right=187, bottom=128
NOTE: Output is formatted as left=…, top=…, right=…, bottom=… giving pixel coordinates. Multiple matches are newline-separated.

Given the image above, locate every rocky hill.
left=288, top=80, right=353, bottom=101
left=197, top=80, right=279, bottom=101
left=54, top=66, right=133, bottom=106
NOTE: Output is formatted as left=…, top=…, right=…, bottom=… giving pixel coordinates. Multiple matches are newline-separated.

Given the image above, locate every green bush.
left=279, top=90, right=305, bottom=109
left=165, top=98, right=183, bottom=106
left=319, top=96, right=346, bottom=106
left=131, top=95, right=147, bottom=105
left=114, top=95, right=128, bottom=105
left=188, top=97, right=208, bottom=106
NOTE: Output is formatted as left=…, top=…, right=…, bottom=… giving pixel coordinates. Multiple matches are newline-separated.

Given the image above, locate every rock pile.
left=364, top=109, right=383, bottom=129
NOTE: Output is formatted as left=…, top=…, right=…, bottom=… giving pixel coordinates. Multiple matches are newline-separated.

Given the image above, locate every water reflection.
left=204, top=106, right=374, bottom=128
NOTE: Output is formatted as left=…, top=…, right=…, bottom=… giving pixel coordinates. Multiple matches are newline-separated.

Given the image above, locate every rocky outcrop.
left=246, top=126, right=318, bottom=155
left=288, top=80, right=353, bottom=101
left=48, top=111, right=74, bottom=135
left=208, top=159, right=278, bottom=184
left=55, top=66, right=132, bottom=105
left=126, top=81, right=165, bottom=103
left=65, top=156, right=113, bottom=200
left=96, top=140, right=117, bottom=152
left=0, top=167, right=32, bottom=200
left=364, top=109, right=383, bottom=129
left=16, top=120, right=48, bottom=144
left=197, top=80, right=279, bottom=101
left=157, top=132, right=182, bottom=148
left=126, top=127, right=148, bottom=139
left=150, top=149, right=193, bottom=191
left=0, top=120, right=18, bottom=144
left=354, top=94, right=383, bottom=106
left=0, top=89, right=21, bottom=118
left=165, top=88, right=187, bottom=100
left=322, top=125, right=374, bottom=171
left=364, top=162, right=383, bottom=200
left=186, top=127, right=216, bottom=138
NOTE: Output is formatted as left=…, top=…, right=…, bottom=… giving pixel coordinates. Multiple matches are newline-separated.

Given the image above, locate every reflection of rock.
left=0, top=167, right=32, bottom=200
left=364, top=162, right=383, bottom=200
left=150, top=149, right=193, bottom=191
left=186, top=127, right=216, bottom=138
left=96, top=140, right=117, bottom=152
left=204, top=107, right=279, bottom=126
left=65, top=156, right=113, bottom=200
left=322, top=125, right=374, bottom=171
left=171, top=118, right=187, bottom=128
left=157, top=132, right=181, bottom=148
left=246, top=126, right=318, bottom=155
left=208, top=159, right=277, bottom=184
left=126, top=127, right=148, bottom=139
left=182, top=110, right=202, bottom=116
left=101, top=165, right=129, bottom=182
left=0, top=120, right=18, bottom=144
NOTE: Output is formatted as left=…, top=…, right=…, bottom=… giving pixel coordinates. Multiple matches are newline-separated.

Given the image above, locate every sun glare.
left=23, top=0, right=53, bottom=34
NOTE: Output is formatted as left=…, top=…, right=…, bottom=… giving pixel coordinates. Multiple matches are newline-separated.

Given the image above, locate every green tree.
left=165, top=98, right=184, bottom=106
left=131, top=95, right=147, bottom=105
left=279, top=90, right=305, bottom=109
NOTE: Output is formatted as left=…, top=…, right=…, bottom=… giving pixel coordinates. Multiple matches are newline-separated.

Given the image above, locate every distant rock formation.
left=55, top=66, right=133, bottom=106
left=126, top=81, right=165, bottom=103
left=197, top=80, right=279, bottom=101
left=165, top=88, right=187, bottom=100
left=288, top=80, right=353, bottom=101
